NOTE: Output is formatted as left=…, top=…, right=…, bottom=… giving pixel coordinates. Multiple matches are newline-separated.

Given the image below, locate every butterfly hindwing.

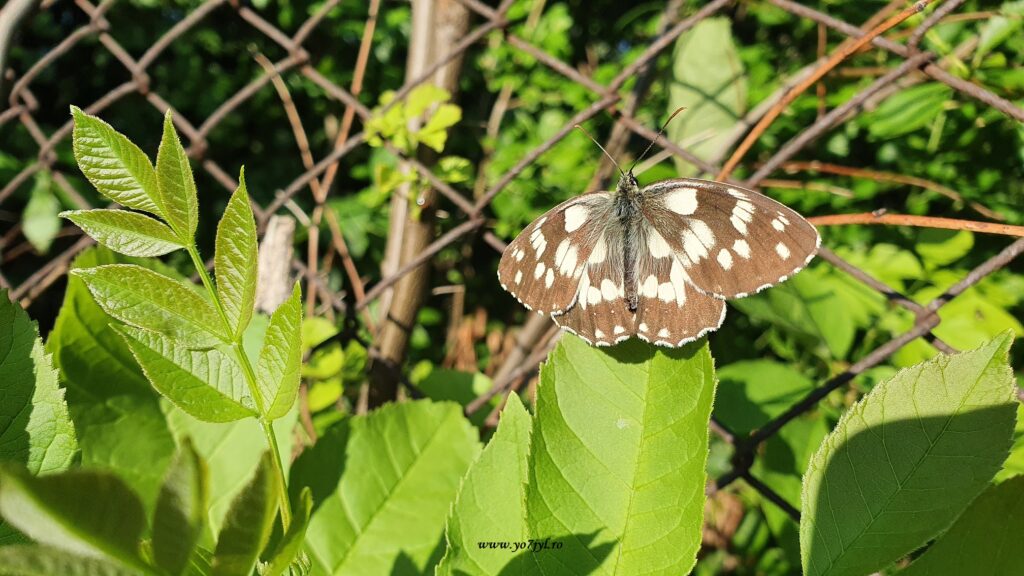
left=641, top=179, right=820, bottom=298
left=551, top=229, right=631, bottom=346
left=497, top=192, right=613, bottom=314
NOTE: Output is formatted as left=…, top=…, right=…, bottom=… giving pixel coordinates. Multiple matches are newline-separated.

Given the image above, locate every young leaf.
left=214, top=172, right=258, bottom=339
left=301, top=400, right=480, bottom=575
left=22, top=172, right=61, bottom=254
left=210, top=452, right=278, bottom=576
left=256, top=284, right=302, bottom=420
left=49, top=248, right=180, bottom=513
left=800, top=333, right=1018, bottom=576
left=262, top=488, right=313, bottom=576
left=60, top=209, right=184, bottom=257
left=152, top=439, right=208, bottom=576
left=526, top=336, right=717, bottom=575
left=70, top=106, right=161, bottom=215
left=0, top=290, right=78, bottom=544
left=72, top=264, right=225, bottom=348
left=437, top=394, right=531, bottom=576
left=0, top=467, right=148, bottom=572
left=901, top=475, right=1024, bottom=576
left=155, top=111, right=199, bottom=242
left=118, top=326, right=257, bottom=423
left=0, top=545, right=141, bottom=576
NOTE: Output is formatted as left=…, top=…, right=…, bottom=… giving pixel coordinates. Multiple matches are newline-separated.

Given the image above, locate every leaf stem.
left=185, top=245, right=293, bottom=529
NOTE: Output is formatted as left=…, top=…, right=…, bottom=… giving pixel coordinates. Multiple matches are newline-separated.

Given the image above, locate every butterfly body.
left=498, top=172, right=820, bottom=347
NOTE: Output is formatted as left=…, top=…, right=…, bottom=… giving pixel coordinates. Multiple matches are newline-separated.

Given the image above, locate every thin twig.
left=809, top=212, right=1024, bottom=237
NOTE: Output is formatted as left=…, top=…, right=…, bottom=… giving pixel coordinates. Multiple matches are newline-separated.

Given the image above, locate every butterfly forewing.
left=641, top=179, right=820, bottom=298
left=497, top=192, right=613, bottom=315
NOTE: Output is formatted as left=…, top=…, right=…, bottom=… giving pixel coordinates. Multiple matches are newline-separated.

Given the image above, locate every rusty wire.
left=1, top=0, right=1022, bottom=529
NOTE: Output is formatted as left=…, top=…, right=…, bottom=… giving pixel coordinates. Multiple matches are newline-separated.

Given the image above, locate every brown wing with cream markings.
left=497, top=191, right=613, bottom=315
left=640, top=179, right=820, bottom=299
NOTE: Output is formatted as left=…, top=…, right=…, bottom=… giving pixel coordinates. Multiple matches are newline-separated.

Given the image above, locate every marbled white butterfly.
left=497, top=149, right=820, bottom=347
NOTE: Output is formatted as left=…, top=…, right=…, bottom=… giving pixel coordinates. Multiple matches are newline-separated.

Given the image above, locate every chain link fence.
left=2, top=0, right=1022, bottom=529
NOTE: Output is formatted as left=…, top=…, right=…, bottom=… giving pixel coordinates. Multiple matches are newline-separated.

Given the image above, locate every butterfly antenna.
left=574, top=124, right=624, bottom=178
left=629, top=106, right=687, bottom=174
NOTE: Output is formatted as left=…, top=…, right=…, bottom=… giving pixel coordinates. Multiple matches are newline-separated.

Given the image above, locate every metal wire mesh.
left=2, top=0, right=1022, bottom=527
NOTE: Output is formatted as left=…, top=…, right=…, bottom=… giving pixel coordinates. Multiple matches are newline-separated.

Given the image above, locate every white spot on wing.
left=733, top=239, right=751, bottom=259
left=545, top=268, right=554, bottom=288
left=613, top=325, right=625, bottom=335
left=587, top=286, right=602, bottom=305
left=734, top=200, right=755, bottom=222
left=594, top=329, right=605, bottom=339
left=601, top=279, right=617, bottom=301
left=717, top=249, right=733, bottom=270
left=657, top=282, right=674, bottom=302
left=776, top=242, right=791, bottom=259
left=564, top=205, right=588, bottom=232
left=728, top=188, right=747, bottom=200
left=578, top=273, right=592, bottom=309
left=641, top=275, right=659, bottom=298
left=639, top=323, right=649, bottom=333
left=771, top=218, right=785, bottom=231
left=669, top=259, right=687, bottom=307
left=590, top=234, right=607, bottom=264
left=647, top=228, right=672, bottom=258
left=657, top=328, right=670, bottom=338
left=514, top=270, right=522, bottom=284
left=731, top=215, right=748, bottom=235
left=534, top=262, right=545, bottom=279
left=690, top=220, right=715, bottom=248
left=664, top=187, right=698, bottom=215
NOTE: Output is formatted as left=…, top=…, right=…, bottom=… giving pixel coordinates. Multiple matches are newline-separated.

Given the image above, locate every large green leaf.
left=256, top=284, right=302, bottom=420
left=210, top=452, right=278, bottom=576
left=668, top=17, right=747, bottom=174
left=47, top=248, right=178, bottom=516
left=437, top=394, right=531, bottom=575
left=302, top=400, right=480, bottom=575
left=70, top=106, right=161, bottom=214
left=72, top=264, right=224, bottom=348
left=0, top=290, right=78, bottom=544
left=527, top=336, right=717, bottom=575
left=119, top=327, right=256, bottom=423
left=866, top=83, right=952, bottom=139
left=0, top=545, right=140, bottom=576
left=155, top=111, right=199, bottom=241
left=152, top=440, right=207, bottom=576
left=0, top=467, right=148, bottom=573
left=901, top=475, right=1024, bottom=575
left=61, top=209, right=183, bottom=257
left=214, top=174, right=258, bottom=339
left=800, top=333, right=1018, bottom=576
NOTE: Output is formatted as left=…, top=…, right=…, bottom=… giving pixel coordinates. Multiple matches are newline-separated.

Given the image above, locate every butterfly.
left=497, top=168, right=820, bottom=348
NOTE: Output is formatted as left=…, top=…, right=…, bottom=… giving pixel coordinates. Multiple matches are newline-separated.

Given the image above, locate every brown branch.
left=717, top=0, right=933, bottom=181
left=809, top=212, right=1024, bottom=237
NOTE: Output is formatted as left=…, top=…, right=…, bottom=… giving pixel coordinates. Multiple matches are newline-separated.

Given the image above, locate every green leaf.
left=257, top=283, right=302, bottom=420
left=163, top=403, right=296, bottom=548
left=152, top=439, right=208, bottom=576
left=668, top=17, right=747, bottom=174
left=866, top=83, right=952, bottom=139
left=0, top=467, right=147, bottom=572
left=915, top=229, right=974, bottom=269
left=119, top=327, right=256, bottom=423
left=527, top=336, right=717, bottom=574
left=22, top=171, right=61, bottom=254
left=301, top=400, right=480, bottom=575
left=72, top=263, right=224, bottom=348
left=415, top=367, right=500, bottom=427
left=263, top=488, right=313, bottom=576
left=155, top=111, right=199, bottom=241
left=47, top=248, right=178, bottom=517
left=715, top=360, right=815, bottom=434
left=61, top=209, right=184, bottom=257
left=0, top=290, right=77, bottom=475
left=210, top=452, right=278, bottom=576
left=70, top=106, right=161, bottom=214
left=0, top=545, right=140, bottom=576
left=0, top=290, right=78, bottom=544
left=437, top=394, right=531, bottom=576
left=973, top=1, right=1024, bottom=67
left=417, top=104, right=461, bottom=152
left=215, top=173, right=258, bottom=339
left=901, top=475, right=1024, bottom=575
left=800, top=333, right=1018, bottom=576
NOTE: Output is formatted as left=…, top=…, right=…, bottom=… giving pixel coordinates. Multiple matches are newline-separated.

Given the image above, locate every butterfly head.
left=615, top=169, right=641, bottom=200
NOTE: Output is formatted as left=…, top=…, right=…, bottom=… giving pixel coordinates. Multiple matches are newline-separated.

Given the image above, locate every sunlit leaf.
left=60, top=209, right=183, bottom=257
left=155, top=111, right=199, bottom=242
left=214, top=172, right=257, bottom=339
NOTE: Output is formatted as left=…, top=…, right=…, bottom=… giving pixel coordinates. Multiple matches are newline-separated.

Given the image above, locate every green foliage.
left=21, top=171, right=62, bottom=254
left=365, top=85, right=462, bottom=154
left=800, top=333, right=1018, bottom=576
left=60, top=210, right=184, bottom=257
left=901, top=475, right=1024, bottom=575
